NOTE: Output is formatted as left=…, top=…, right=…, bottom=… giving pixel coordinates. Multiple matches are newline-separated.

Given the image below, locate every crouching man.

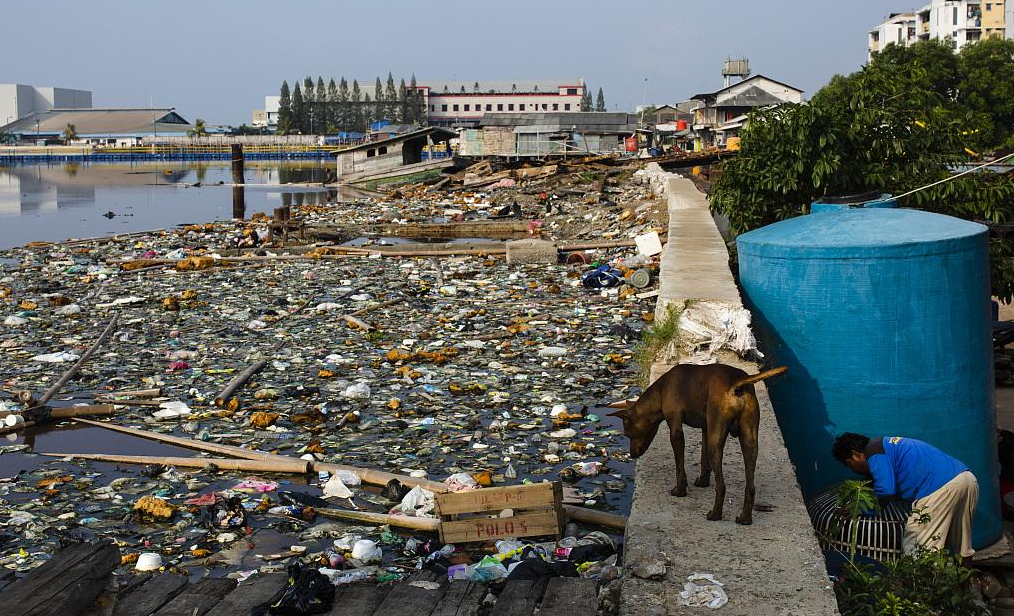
left=832, top=433, right=979, bottom=564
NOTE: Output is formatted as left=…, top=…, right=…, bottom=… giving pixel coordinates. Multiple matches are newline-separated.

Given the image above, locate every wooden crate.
left=436, top=482, right=564, bottom=544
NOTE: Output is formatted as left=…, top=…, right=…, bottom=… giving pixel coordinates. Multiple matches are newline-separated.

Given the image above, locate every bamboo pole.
left=37, top=312, right=120, bottom=407
left=213, top=359, right=268, bottom=407
left=3, top=404, right=118, bottom=420
left=316, top=508, right=440, bottom=532
left=110, top=388, right=161, bottom=398
left=0, top=421, right=36, bottom=435
left=40, top=453, right=311, bottom=474
left=73, top=419, right=282, bottom=461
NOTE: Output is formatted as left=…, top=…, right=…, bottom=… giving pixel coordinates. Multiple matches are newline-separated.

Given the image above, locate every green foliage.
left=187, top=118, right=207, bottom=138
left=835, top=549, right=987, bottom=616
left=634, top=302, right=685, bottom=385
left=277, top=81, right=291, bottom=134
left=595, top=88, right=606, bottom=112
left=709, top=38, right=1014, bottom=300
left=61, top=123, right=77, bottom=143
left=581, top=87, right=593, bottom=112
left=833, top=479, right=880, bottom=561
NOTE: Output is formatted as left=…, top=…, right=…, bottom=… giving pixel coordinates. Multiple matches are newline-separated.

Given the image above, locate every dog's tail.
left=731, top=366, right=787, bottom=393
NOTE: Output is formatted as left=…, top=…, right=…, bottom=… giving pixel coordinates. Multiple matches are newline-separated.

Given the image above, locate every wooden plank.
left=0, top=569, right=17, bottom=592
left=371, top=577, right=448, bottom=616
left=327, top=585, right=391, bottom=616
left=435, top=483, right=558, bottom=516
left=150, top=578, right=236, bottom=616
left=439, top=511, right=561, bottom=544
left=489, top=579, right=547, bottom=616
left=112, top=574, right=188, bottom=616
left=0, top=540, right=121, bottom=616
left=429, top=581, right=486, bottom=616
left=204, top=573, right=287, bottom=616
left=537, top=578, right=598, bottom=616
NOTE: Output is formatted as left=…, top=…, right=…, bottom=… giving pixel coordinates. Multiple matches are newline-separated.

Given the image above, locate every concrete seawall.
left=620, top=170, right=839, bottom=615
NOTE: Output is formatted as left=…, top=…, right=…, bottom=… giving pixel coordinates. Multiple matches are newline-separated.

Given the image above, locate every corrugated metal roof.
left=2, top=108, right=191, bottom=135
left=330, top=127, right=457, bottom=155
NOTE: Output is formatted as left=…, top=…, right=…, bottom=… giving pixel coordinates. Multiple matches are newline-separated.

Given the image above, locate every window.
left=464, top=104, right=470, bottom=111
left=497, top=104, right=504, bottom=111
left=378, top=146, right=388, bottom=155
left=508, top=104, right=514, bottom=111
left=552, top=103, right=558, bottom=110
left=519, top=104, right=525, bottom=111
left=486, top=104, right=492, bottom=111
left=430, top=105, right=435, bottom=111
left=986, top=3, right=992, bottom=10
left=564, top=103, right=571, bottom=110
left=954, top=6, right=958, bottom=24
left=366, top=149, right=376, bottom=158
left=441, top=104, right=447, bottom=111
left=567, top=88, right=577, bottom=95
left=542, top=104, right=547, bottom=110
left=453, top=104, right=459, bottom=111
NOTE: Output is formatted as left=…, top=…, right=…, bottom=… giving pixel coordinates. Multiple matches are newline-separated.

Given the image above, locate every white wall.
left=425, top=92, right=584, bottom=121
left=0, top=84, right=92, bottom=127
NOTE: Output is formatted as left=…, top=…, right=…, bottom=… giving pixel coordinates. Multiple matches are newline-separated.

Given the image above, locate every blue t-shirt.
left=865, top=436, right=968, bottom=501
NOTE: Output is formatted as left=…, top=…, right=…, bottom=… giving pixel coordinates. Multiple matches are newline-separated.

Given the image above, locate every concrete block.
left=505, top=239, right=557, bottom=265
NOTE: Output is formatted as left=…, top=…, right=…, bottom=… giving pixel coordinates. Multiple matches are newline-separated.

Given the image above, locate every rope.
left=894, top=150, right=1014, bottom=200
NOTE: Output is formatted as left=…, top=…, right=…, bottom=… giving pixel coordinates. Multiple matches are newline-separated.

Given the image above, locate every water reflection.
left=0, top=160, right=374, bottom=249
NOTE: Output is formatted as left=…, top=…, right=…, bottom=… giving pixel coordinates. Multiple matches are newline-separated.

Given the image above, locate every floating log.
left=1, top=404, right=118, bottom=420
left=317, top=508, right=440, bottom=532
left=0, top=421, right=36, bottom=435
left=561, top=505, right=626, bottom=531
left=72, top=419, right=283, bottom=461
left=37, top=312, right=121, bottom=407
left=110, top=388, right=161, bottom=398
left=40, top=453, right=311, bottom=474
left=213, top=359, right=268, bottom=407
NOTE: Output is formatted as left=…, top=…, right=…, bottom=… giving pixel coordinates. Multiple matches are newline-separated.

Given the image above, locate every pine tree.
left=277, top=80, right=291, bottom=134
left=363, top=93, right=373, bottom=130
left=581, top=87, right=593, bottom=112
left=326, top=78, right=338, bottom=132
left=291, top=83, right=305, bottom=134
left=316, top=77, right=326, bottom=102
left=385, top=72, right=397, bottom=121
left=373, top=77, right=384, bottom=122
left=338, top=78, right=350, bottom=133
left=595, top=88, right=606, bottom=112
left=351, top=80, right=362, bottom=132
left=410, top=74, right=421, bottom=125
left=398, top=78, right=408, bottom=124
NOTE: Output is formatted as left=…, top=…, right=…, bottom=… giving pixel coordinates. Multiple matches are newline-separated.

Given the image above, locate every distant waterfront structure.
left=868, top=1, right=1007, bottom=60
left=252, top=96, right=280, bottom=129
left=0, top=108, right=191, bottom=146
left=0, top=84, right=92, bottom=127
left=411, top=79, right=586, bottom=128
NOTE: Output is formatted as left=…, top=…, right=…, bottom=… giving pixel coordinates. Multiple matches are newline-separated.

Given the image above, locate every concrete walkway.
left=620, top=175, right=839, bottom=615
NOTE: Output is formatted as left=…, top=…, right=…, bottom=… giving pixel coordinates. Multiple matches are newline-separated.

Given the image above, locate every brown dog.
left=610, top=363, right=786, bottom=525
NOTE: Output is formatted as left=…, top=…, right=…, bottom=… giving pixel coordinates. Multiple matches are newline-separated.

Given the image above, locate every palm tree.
left=188, top=118, right=207, bottom=138
left=62, top=123, right=78, bottom=143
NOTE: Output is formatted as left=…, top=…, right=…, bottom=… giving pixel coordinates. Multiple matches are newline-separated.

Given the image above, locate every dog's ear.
left=606, top=408, right=631, bottom=418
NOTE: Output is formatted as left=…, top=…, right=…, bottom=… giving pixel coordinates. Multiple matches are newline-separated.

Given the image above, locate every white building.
left=0, top=84, right=92, bottom=127
left=252, top=95, right=280, bottom=128
left=869, top=1, right=1007, bottom=58
left=411, top=79, right=586, bottom=128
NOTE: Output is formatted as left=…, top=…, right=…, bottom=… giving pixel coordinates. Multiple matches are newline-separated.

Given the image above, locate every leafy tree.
left=873, top=38, right=961, bottom=102
left=338, top=78, right=350, bottom=132
left=581, top=87, right=593, bottom=111
left=710, top=50, right=1014, bottom=299
left=277, top=81, right=292, bottom=134
left=291, top=83, right=305, bottom=134
left=62, top=123, right=78, bottom=143
left=595, top=88, right=606, bottom=112
left=958, top=37, right=1014, bottom=148
left=187, top=118, right=207, bottom=138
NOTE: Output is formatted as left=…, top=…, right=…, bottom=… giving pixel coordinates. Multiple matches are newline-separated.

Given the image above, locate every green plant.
left=188, top=118, right=207, bottom=138
left=835, top=548, right=988, bottom=616
left=62, top=123, right=77, bottom=143
left=833, top=479, right=880, bottom=561
left=633, top=301, right=685, bottom=385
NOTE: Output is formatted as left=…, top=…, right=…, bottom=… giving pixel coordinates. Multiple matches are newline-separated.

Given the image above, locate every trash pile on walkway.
left=0, top=166, right=665, bottom=605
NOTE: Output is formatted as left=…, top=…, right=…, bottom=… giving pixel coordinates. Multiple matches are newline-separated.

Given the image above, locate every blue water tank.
left=737, top=207, right=1001, bottom=548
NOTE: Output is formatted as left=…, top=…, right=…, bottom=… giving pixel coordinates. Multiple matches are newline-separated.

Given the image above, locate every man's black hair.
left=832, top=432, right=870, bottom=462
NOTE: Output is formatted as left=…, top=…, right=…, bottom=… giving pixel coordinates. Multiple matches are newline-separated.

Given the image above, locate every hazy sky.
left=1, top=0, right=894, bottom=125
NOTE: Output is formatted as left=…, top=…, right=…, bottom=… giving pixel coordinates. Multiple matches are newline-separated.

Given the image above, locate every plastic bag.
left=267, top=562, right=336, bottom=615
left=389, top=486, right=436, bottom=518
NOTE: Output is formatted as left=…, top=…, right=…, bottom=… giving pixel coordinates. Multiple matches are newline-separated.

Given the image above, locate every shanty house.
left=332, top=127, right=457, bottom=185
left=690, top=75, right=802, bottom=149
left=460, top=112, right=639, bottom=158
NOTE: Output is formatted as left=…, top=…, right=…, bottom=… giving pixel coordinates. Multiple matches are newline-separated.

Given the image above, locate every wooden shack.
left=333, top=127, right=457, bottom=185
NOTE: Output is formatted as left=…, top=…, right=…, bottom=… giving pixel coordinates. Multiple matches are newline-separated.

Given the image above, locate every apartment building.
left=411, top=79, right=586, bottom=128
left=869, top=1, right=1006, bottom=58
